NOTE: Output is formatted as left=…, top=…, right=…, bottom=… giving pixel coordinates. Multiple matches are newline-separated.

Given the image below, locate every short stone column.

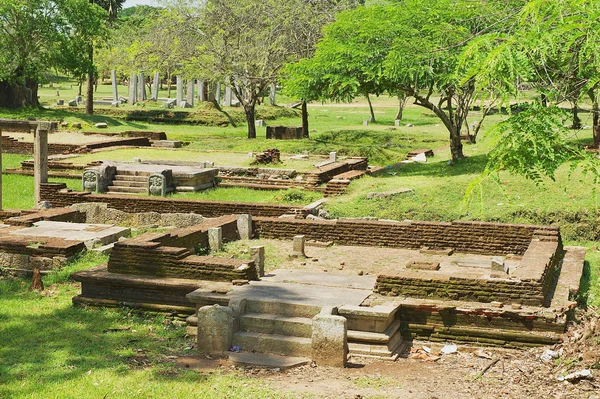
left=250, top=246, right=265, bottom=277
left=111, top=70, right=119, bottom=101
left=269, top=83, right=276, bottom=106
left=34, top=123, right=49, bottom=206
left=176, top=75, right=184, bottom=105
left=237, top=214, right=252, bottom=240
left=292, top=235, right=305, bottom=257
left=197, top=304, right=233, bottom=355
left=329, top=152, right=337, bottom=162
left=151, top=72, right=160, bottom=100
left=186, top=80, right=195, bottom=106
left=312, top=309, right=348, bottom=367
left=208, top=227, right=223, bottom=252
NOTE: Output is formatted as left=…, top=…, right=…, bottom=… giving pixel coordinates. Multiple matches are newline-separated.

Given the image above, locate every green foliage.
left=485, top=104, right=585, bottom=183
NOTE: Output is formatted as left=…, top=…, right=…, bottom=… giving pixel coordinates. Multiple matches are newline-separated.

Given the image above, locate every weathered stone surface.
left=312, top=313, right=347, bottom=367
left=237, top=214, right=252, bottom=240
left=68, top=100, right=77, bottom=107
left=366, top=188, right=414, bottom=199
left=197, top=305, right=234, bottom=354
left=209, top=227, right=223, bottom=252
left=250, top=246, right=265, bottom=277
left=95, top=122, right=108, bottom=129
left=292, top=235, right=305, bottom=257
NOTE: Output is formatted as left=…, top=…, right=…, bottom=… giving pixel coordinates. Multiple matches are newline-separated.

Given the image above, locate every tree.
left=285, top=0, right=525, bottom=161
left=0, top=0, right=106, bottom=108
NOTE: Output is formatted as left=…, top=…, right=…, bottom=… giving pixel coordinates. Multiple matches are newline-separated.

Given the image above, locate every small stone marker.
left=196, top=304, right=233, bottom=355
left=395, top=119, right=401, bottom=127
left=72, top=122, right=82, bottom=129
left=55, top=90, right=60, bottom=97
left=95, top=122, right=108, bottom=129
left=329, top=152, right=337, bottom=162
left=56, top=100, right=64, bottom=106
left=250, top=246, right=265, bottom=277
left=406, top=260, right=440, bottom=271
left=312, top=309, right=348, bottom=367
left=237, top=214, right=253, bottom=240
left=208, top=227, right=222, bottom=252
left=255, top=119, right=265, bottom=127
left=111, top=70, right=119, bottom=101
left=68, top=99, right=77, bottom=107
left=292, top=235, right=306, bottom=257
left=363, top=120, right=369, bottom=126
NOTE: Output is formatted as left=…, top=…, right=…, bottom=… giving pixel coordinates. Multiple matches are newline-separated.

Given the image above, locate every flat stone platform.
left=11, top=220, right=129, bottom=249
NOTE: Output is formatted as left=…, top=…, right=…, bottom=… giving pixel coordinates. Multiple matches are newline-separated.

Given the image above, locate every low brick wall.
left=107, top=215, right=257, bottom=282
left=254, top=218, right=554, bottom=255
left=1, top=135, right=150, bottom=155
left=40, top=183, right=308, bottom=218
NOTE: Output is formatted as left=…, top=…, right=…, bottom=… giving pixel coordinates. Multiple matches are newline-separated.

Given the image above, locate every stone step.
left=347, top=320, right=402, bottom=344
left=232, top=331, right=312, bottom=357
left=107, top=186, right=147, bottom=194
left=113, top=175, right=148, bottom=182
left=246, top=299, right=322, bottom=318
left=228, top=352, right=310, bottom=370
left=240, top=313, right=313, bottom=338
left=115, top=170, right=153, bottom=177
left=111, top=180, right=147, bottom=188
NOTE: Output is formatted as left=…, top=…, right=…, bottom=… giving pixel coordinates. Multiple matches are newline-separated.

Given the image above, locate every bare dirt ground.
left=177, top=309, right=599, bottom=399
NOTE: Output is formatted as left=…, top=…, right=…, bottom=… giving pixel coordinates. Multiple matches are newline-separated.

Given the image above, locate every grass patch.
left=172, top=187, right=321, bottom=204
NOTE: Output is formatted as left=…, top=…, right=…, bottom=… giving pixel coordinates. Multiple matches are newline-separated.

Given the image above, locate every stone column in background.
left=176, top=75, right=184, bottom=105
left=215, top=83, right=221, bottom=103
left=138, top=72, right=146, bottom=101
left=128, top=72, right=137, bottom=105
left=269, top=83, right=276, bottom=106
left=34, top=122, right=50, bottom=206
left=111, top=70, right=119, bottom=101
left=224, top=86, right=232, bottom=107
left=198, top=79, right=205, bottom=102
left=186, top=79, right=195, bottom=106
left=151, top=72, right=160, bottom=100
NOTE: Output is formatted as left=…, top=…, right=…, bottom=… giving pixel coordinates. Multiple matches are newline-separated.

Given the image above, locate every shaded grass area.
left=0, top=254, right=294, bottom=399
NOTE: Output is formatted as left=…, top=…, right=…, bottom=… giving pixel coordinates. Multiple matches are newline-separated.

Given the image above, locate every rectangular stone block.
left=208, top=227, right=222, bottom=252
left=250, top=246, right=265, bottom=277
left=237, top=214, right=253, bottom=240
left=197, top=304, right=233, bottom=355
left=312, top=313, right=347, bottom=367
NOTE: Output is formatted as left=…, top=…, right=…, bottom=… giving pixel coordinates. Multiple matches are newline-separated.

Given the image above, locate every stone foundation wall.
left=40, top=183, right=308, bottom=218
left=254, top=218, right=555, bottom=255
left=1, top=135, right=150, bottom=155
left=107, top=215, right=257, bottom=282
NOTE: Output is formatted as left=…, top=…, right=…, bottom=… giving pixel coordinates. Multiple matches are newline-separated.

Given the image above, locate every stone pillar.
left=215, top=83, right=221, bottom=103
left=208, top=227, right=222, bottom=252
left=312, top=310, right=348, bottom=367
left=151, top=72, right=160, bottom=100
left=186, top=79, right=195, bottom=106
left=128, top=72, right=137, bottom=105
left=111, top=70, right=119, bottom=101
left=138, top=72, right=146, bottom=101
left=197, top=304, right=233, bottom=355
left=198, top=79, right=205, bottom=102
left=176, top=75, right=184, bottom=105
left=329, top=152, right=337, bottom=162
left=224, top=86, right=232, bottom=107
left=250, top=246, right=265, bottom=277
left=292, top=235, right=305, bottom=257
left=237, top=214, right=252, bottom=240
left=34, top=123, right=49, bottom=206
left=269, top=83, right=276, bottom=106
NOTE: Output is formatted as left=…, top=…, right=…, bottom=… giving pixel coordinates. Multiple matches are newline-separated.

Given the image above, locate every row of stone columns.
left=121, top=71, right=277, bottom=108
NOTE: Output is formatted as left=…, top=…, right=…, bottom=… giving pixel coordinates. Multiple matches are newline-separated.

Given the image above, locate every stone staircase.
left=231, top=299, right=320, bottom=362
left=107, top=170, right=150, bottom=195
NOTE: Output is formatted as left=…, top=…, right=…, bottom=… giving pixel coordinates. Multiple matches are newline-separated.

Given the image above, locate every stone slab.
left=11, top=221, right=129, bottom=248
left=260, top=269, right=376, bottom=290
left=228, top=352, right=310, bottom=370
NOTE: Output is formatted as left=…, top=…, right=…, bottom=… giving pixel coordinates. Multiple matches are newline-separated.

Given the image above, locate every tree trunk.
left=78, top=81, right=83, bottom=96
left=301, top=100, right=309, bottom=138
left=450, top=126, right=464, bottom=160
left=541, top=93, right=548, bottom=107
left=593, top=100, right=600, bottom=148
left=244, top=103, right=257, bottom=139
left=572, top=102, right=581, bottom=129
left=86, top=45, right=94, bottom=115
left=396, top=103, right=404, bottom=121
left=366, top=93, right=375, bottom=122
